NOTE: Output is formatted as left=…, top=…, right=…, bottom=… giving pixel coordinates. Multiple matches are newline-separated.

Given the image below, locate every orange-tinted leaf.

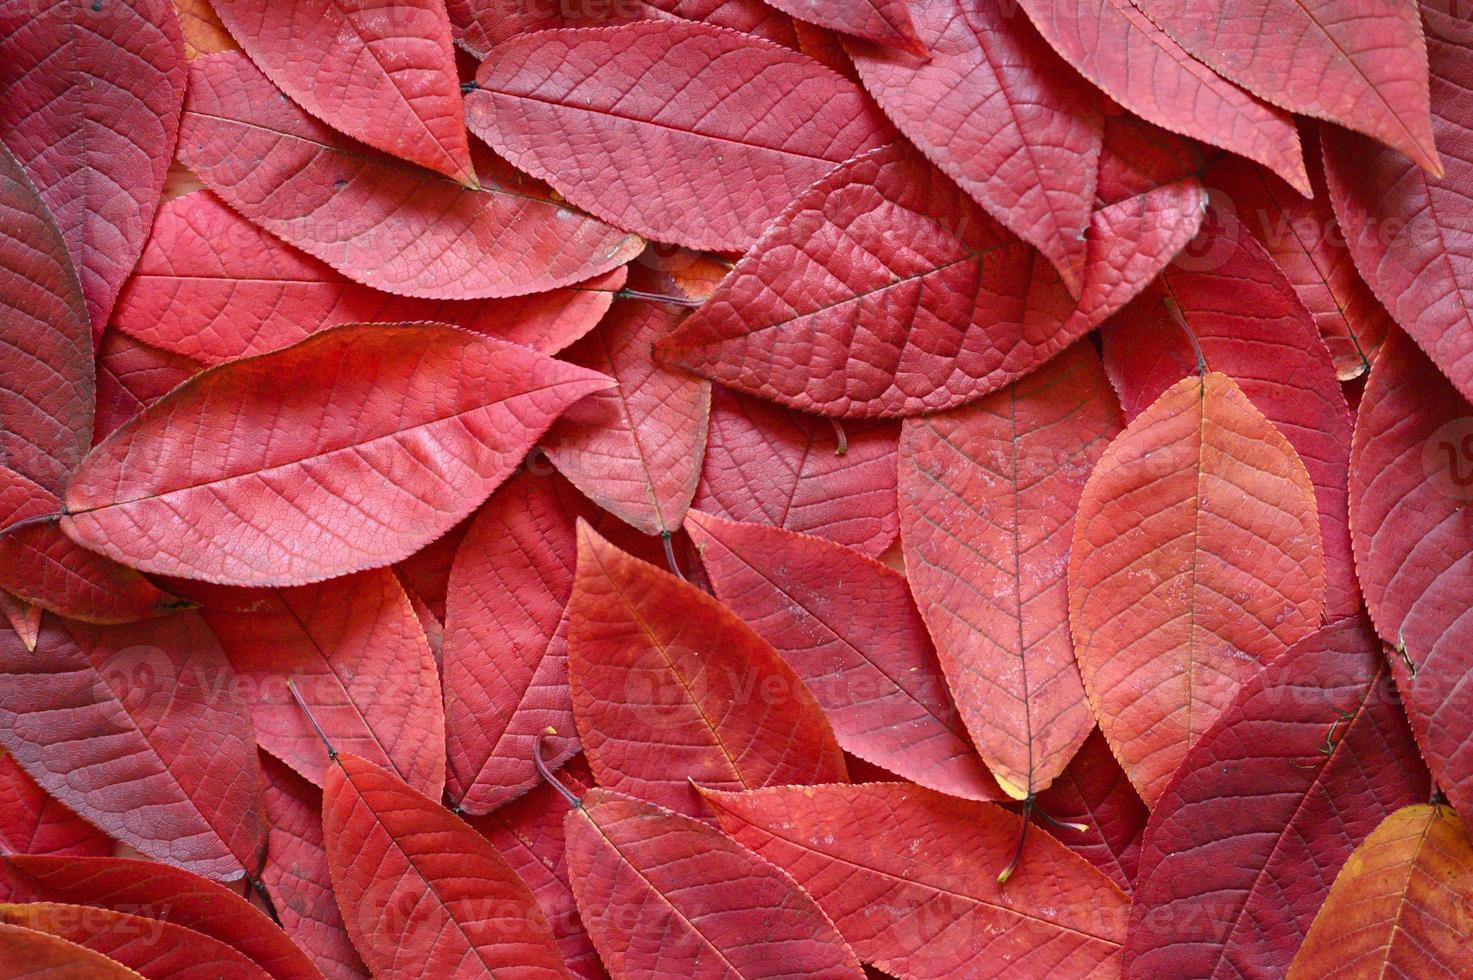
left=566, top=788, right=864, bottom=978
left=687, top=510, right=999, bottom=802
left=323, top=752, right=567, bottom=978
left=900, top=341, right=1118, bottom=798
left=1068, top=372, right=1324, bottom=806
left=62, top=324, right=612, bottom=587
left=174, top=0, right=236, bottom=58
left=568, top=522, right=846, bottom=817
left=701, top=782, right=1128, bottom=977
left=177, top=52, right=641, bottom=300
left=1290, top=805, right=1473, bottom=978
left=0, top=921, right=141, bottom=978
left=464, top=20, right=893, bottom=252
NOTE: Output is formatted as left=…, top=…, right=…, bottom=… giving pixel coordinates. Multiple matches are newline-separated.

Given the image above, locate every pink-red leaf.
left=686, top=509, right=999, bottom=801
left=1068, top=372, right=1325, bottom=806
left=0, top=614, right=265, bottom=880
left=0, top=595, right=39, bottom=653
left=566, top=787, right=864, bottom=979
left=694, top=387, right=898, bottom=556
left=1124, top=616, right=1430, bottom=978
left=1135, top=0, right=1439, bottom=174
left=443, top=469, right=600, bottom=814
left=657, top=143, right=1205, bottom=417
left=177, top=52, right=641, bottom=300
left=323, top=752, right=568, bottom=978
left=113, top=193, right=626, bottom=364
left=0, top=754, right=112, bottom=902
left=568, top=522, right=847, bottom=817
left=701, top=782, right=1128, bottom=977
left=1349, top=327, right=1473, bottom=817
left=211, top=0, right=475, bottom=183
left=0, top=0, right=186, bottom=331
left=1036, top=729, right=1148, bottom=893
left=1323, top=0, right=1473, bottom=402
left=168, top=570, right=446, bottom=797
left=762, top=0, right=923, bottom=54
left=92, top=330, right=202, bottom=446
left=464, top=20, right=893, bottom=252
left=62, top=323, right=613, bottom=587
left=844, top=0, right=1103, bottom=295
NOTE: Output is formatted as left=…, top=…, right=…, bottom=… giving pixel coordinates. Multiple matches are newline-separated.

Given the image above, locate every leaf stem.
left=661, top=531, right=686, bottom=581
left=0, top=511, right=65, bottom=541
left=533, top=728, right=582, bottom=810
left=1161, top=296, right=1206, bottom=376
left=616, top=288, right=705, bottom=308
left=828, top=418, right=848, bottom=456
left=285, top=678, right=337, bottom=761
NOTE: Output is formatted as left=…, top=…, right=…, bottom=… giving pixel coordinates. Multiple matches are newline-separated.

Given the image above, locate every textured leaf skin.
left=694, top=386, right=898, bottom=556
left=1069, top=372, right=1325, bottom=807
left=702, top=782, right=1128, bottom=978
left=0, top=754, right=112, bottom=902
left=0, top=595, right=39, bottom=653
left=0, top=921, right=142, bottom=978
left=1323, top=0, right=1473, bottom=402
left=657, top=144, right=1206, bottom=417
left=1100, top=207, right=1358, bottom=620
left=544, top=293, right=710, bottom=535
left=259, top=757, right=367, bottom=980
left=0, top=0, right=186, bottom=331
left=900, top=341, right=1118, bottom=798
left=762, top=0, right=923, bottom=53
left=1124, top=616, right=1430, bottom=979
left=1349, top=328, right=1473, bottom=816
left=0, top=902, right=271, bottom=979
left=465, top=21, right=893, bottom=252
left=1135, top=0, right=1438, bottom=174
left=845, top=0, right=1102, bottom=294
left=1036, top=730, right=1148, bottom=893
left=62, top=323, right=613, bottom=587
left=169, top=571, right=445, bottom=797
left=1017, top=0, right=1306, bottom=194
left=0, top=615, right=265, bottom=881
left=568, top=522, right=847, bottom=817
left=211, top=0, right=474, bottom=183
left=566, top=788, right=864, bottom=979
left=323, top=752, right=568, bottom=979
left=471, top=759, right=606, bottom=980
left=1289, top=805, right=1473, bottom=979
left=443, top=470, right=600, bottom=815
left=177, top=52, right=641, bottom=300
left=113, top=193, right=626, bottom=364
left=1, top=855, right=322, bottom=980
left=174, top=0, right=236, bottom=58
left=447, top=0, right=794, bottom=56
left=1206, top=147, right=1392, bottom=382
left=686, top=510, right=999, bottom=801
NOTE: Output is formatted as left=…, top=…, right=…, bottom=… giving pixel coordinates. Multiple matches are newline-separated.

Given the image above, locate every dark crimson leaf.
left=1036, top=730, right=1148, bottom=894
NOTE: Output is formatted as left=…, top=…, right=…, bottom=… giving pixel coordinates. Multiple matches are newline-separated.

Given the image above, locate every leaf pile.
left=0, top=0, right=1468, bottom=976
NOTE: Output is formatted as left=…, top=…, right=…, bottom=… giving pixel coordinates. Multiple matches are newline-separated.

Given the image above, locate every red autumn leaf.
left=464, top=20, right=893, bottom=252
left=0, top=595, right=39, bottom=653
left=701, top=782, right=1129, bottom=977
left=177, top=52, right=641, bottom=300
left=567, top=521, right=847, bottom=817
left=258, top=755, right=368, bottom=980
left=657, top=143, right=1205, bottom=418
left=0, top=902, right=272, bottom=979
left=1100, top=206, right=1359, bottom=619
left=844, top=0, right=1103, bottom=295
left=899, top=340, right=1119, bottom=799
left=210, top=0, right=475, bottom=184
left=565, top=787, right=865, bottom=979
left=443, top=469, right=600, bottom=815
left=61, top=323, right=612, bottom=587
left=113, top=193, right=627, bottom=364
left=1289, top=804, right=1473, bottom=979
left=1035, top=729, right=1149, bottom=893
left=470, top=757, right=606, bottom=980
left=1124, top=615, right=1429, bottom=977
left=0, top=0, right=186, bottom=331
left=1069, top=371, right=1325, bottom=806
left=1016, top=0, right=1307, bottom=194
left=0, top=614, right=265, bottom=881
left=1350, top=327, right=1473, bottom=817
left=694, top=386, right=899, bottom=557
left=92, top=331, right=202, bottom=446
left=448, top=0, right=797, bottom=55
left=686, top=509, right=1000, bottom=801
left=1323, top=0, right=1473, bottom=402
left=0, top=920, right=141, bottom=978
left=762, top=0, right=923, bottom=54
left=790, top=19, right=862, bottom=80
left=168, top=570, right=446, bottom=798
left=1135, top=0, right=1440, bottom=175
left=322, top=751, right=568, bottom=978
left=1, top=854, right=322, bottom=980
left=0, top=753, right=112, bottom=902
